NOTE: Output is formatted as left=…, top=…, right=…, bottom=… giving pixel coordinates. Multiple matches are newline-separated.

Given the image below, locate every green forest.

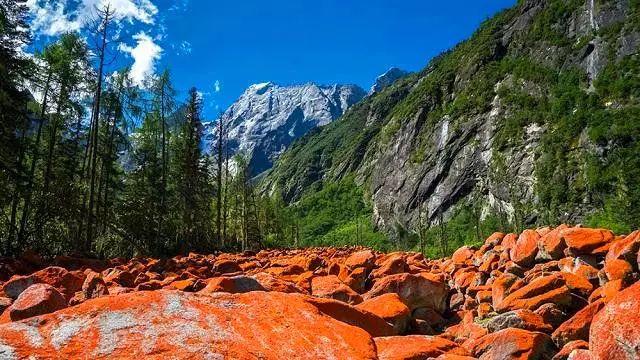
left=2, top=0, right=640, bottom=260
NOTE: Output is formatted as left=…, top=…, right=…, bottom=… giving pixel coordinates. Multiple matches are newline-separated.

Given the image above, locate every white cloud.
left=118, top=32, right=162, bottom=85
left=27, top=0, right=159, bottom=37
left=214, top=80, right=221, bottom=93
left=26, top=0, right=81, bottom=36
left=84, top=0, right=158, bottom=25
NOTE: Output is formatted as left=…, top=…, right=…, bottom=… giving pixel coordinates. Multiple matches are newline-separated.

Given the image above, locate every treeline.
left=0, top=2, right=307, bottom=258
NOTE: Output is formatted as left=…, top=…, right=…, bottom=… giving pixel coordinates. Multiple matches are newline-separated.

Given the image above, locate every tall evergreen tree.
left=171, top=87, right=211, bottom=253
left=0, top=0, right=32, bottom=255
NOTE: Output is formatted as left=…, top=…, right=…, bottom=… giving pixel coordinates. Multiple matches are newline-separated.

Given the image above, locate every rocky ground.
left=0, top=226, right=639, bottom=359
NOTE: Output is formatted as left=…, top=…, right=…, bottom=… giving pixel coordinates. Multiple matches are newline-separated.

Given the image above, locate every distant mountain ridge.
left=204, top=82, right=366, bottom=175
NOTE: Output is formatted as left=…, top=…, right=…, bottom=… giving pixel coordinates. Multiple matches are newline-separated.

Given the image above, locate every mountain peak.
left=204, top=82, right=366, bottom=175
left=370, top=67, right=410, bottom=94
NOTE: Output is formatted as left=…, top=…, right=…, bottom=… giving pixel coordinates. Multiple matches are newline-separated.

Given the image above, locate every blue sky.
left=27, top=0, right=515, bottom=118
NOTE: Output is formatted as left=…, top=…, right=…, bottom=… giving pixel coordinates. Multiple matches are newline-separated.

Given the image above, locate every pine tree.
left=0, top=0, right=32, bottom=255
left=171, top=88, right=211, bottom=253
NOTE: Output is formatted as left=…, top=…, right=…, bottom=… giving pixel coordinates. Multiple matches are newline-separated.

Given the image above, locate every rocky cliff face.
left=204, top=82, right=365, bottom=175
left=263, top=0, right=640, bottom=234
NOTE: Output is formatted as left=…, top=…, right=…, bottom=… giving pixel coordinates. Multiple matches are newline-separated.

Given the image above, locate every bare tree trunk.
left=85, top=5, right=112, bottom=253
left=215, top=119, right=224, bottom=247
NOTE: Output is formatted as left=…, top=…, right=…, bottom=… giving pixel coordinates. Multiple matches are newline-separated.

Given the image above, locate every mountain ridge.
left=204, top=82, right=366, bottom=175
left=262, top=0, right=640, bottom=238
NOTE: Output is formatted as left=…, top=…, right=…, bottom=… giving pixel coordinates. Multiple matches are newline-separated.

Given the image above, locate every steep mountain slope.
left=263, top=0, right=640, bottom=236
left=203, top=82, right=365, bottom=175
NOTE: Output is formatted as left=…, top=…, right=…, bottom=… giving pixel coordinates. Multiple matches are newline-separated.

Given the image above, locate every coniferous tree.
left=0, top=0, right=32, bottom=255
left=171, top=88, right=211, bottom=253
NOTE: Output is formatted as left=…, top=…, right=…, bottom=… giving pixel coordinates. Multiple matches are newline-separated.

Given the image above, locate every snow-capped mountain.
left=204, top=82, right=366, bottom=175
left=369, top=67, right=410, bottom=94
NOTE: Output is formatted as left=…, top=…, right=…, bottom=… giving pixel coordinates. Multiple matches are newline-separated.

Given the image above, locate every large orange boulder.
left=356, top=293, right=411, bottom=334
left=304, top=296, right=396, bottom=337
left=605, top=230, right=640, bottom=264
left=371, top=255, right=408, bottom=278
left=451, top=246, right=474, bottom=265
left=552, top=300, right=604, bottom=347
left=496, top=273, right=571, bottom=312
left=602, top=258, right=633, bottom=282
left=553, top=340, right=589, bottom=360
left=589, top=281, right=640, bottom=360
left=537, top=224, right=570, bottom=261
left=201, top=275, right=266, bottom=294
left=1, top=266, right=84, bottom=301
left=374, top=335, right=467, bottom=360
left=510, top=230, right=541, bottom=267
left=491, top=273, right=519, bottom=309
left=0, top=290, right=378, bottom=359
left=364, top=273, right=448, bottom=312
left=1, top=283, right=66, bottom=322
left=252, top=272, right=306, bottom=293
left=339, top=266, right=368, bottom=293
left=561, top=228, right=614, bottom=255
left=468, top=328, right=557, bottom=360
left=344, top=250, right=377, bottom=270
left=483, top=309, right=553, bottom=333
left=311, top=275, right=363, bottom=304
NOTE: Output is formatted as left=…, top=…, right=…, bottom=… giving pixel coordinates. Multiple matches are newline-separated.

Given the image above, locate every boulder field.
left=0, top=226, right=639, bottom=359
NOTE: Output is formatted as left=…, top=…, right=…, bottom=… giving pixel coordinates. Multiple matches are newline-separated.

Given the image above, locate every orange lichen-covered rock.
left=534, top=303, right=567, bottom=328
left=553, top=340, right=589, bottom=360
left=344, top=250, right=377, bottom=270
left=496, top=273, right=571, bottom=312
left=537, top=224, right=570, bottom=261
left=510, top=230, right=541, bottom=267
left=602, top=258, right=633, bottom=282
left=565, top=349, right=593, bottom=360
left=560, top=272, right=593, bottom=299
left=589, top=281, right=640, bottom=360
left=339, top=266, right=368, bottom=293
left=0, top=297, right=11, bottom=313
left=356, top=293, right=411, bottom=334
left=371, top=255, right=408, bottom=278
left=588, top=278, right=625, bottom=304
left=2, top=266, right=84, bottom=301
left=451, top=246, right=474, bottom=265
left=311, top=275, right=363, bottom=304
left=364, top=273, right=448, bottom=313
left=1, top=283, right=66, bottom=322
left=482, top=309, right=553, bottom=333
left=0, top=290, right=379, bottom=359
left=468, top=328, right=557, bottom=360
left=552, top=300, right=604, bottom=347
left=502, top=233, right=518, bottom=250
left=561, top=228, right=614, bottom=255
left=103, top=267, right=136, bottom=288
left=252, top=272, right=305, bottom=294
left=213, top=259, right=242, bottom=274
left=305, top=295, right=396, bottom=337
left=374, top=335, right=468, bottom=360
left=491, top=273, right=519, bottom=309
left=201, top=275, right=266, bottom=294
left=605, top=230, right=640, bottom=264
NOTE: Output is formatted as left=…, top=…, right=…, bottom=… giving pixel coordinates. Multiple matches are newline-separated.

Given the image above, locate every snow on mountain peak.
left=204, top=82, right=366, bottom=175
